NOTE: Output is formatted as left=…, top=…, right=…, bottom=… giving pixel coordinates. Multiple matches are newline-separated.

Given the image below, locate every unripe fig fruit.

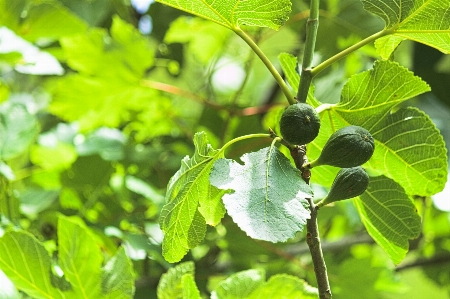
left=279, top=103, right=320, bottom=145
left=317, top=166, right=369, bottom=207
left=309, top=125, right=374, bottom=168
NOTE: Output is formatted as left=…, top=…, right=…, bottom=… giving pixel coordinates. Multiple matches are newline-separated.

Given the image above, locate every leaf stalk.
left=312, top=29, right=390, bottom=76
left=234, top=29, right=296, bottom=105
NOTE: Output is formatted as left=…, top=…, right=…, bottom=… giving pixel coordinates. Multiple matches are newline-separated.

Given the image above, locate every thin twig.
left=306, top=198, right=332, bottom=299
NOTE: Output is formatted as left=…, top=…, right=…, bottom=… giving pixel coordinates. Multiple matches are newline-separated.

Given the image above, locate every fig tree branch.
left=296, top=0, right=319, bottom=104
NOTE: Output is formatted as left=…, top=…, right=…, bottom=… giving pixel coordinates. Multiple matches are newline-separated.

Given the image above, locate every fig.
left=309, top=125, right=374, bottom=168
left=279, top=103, right=320, bottom=145
left=317, top=166, right=369, bottom=207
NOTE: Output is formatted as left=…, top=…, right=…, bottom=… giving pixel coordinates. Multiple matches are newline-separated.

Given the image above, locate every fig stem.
left=296, top=0, right=319, bottom=104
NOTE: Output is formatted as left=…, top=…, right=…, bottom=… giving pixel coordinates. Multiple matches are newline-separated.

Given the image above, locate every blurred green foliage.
left=0, top=0, right=449, bottom=298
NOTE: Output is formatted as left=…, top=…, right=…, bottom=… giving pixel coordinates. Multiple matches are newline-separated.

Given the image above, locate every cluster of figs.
left=279, top=102, right=375, bottom=207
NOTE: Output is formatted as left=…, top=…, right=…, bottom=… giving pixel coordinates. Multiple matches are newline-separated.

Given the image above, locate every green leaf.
left=157, top=262, right=195, bottom=299
left=212, top=269, right=265, bottom=299
left=30, top=143, right=77, bottom=171
left=102, top=247, right=135, bottom=299
left=0, top=103, right=39, bottom=160
left=0, top=231, right=71, bottom=299
left=160, top=132, right=225, bottom=263
left=0, top=269, right=20, bottom=299
left=367, top=107, right=448, bottom=196
left=210, top=145, right=312, bottom=242
left=278, top=52, right=320, bottom=107
left=156, top=0, right=291, bottom=30
left=338, top=60, right=430, bottom=127
left=362, top=0, right=450, bottom=56
left=0, top=175, right=20, bottom=224
left=164, top=16, right=230, bottom=64
left=354, top=175, right=422, bottom=264
left=248, top=274, right=319, bottom=299
left=58, top=216, right=102, bottom=298
left=181, top=274, right=201, bottom=299
left=0, top=27, right=63, bottom=75
left=308, top=60, right=448, bottom=196
left=1, top=0, right=88, bottom=42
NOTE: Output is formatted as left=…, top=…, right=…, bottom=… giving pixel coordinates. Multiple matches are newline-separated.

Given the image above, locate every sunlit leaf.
left=165, top=16, right=230, bottom=64
left=248, top=274, right=318, bottom=299
left=58, top=216, right=102, bottom=298
left=367, top=107, right=448, bottom=196
left=0, top=269, right=20, bottom=299
left=160, top=132, right=225, bottom=262
left=210, top=145, right=312, bottom=242
left=362, top=0, right=450, bottom=56
left=101, top=247, right=135, bottom=299
left=0, top=103, right=39, bottom=160
left=0, top=231, right=72, bottom=299
left=0, top=0, right=87, bottom=42
left=181, top=274, right=201, bottom=299
left=0, top=27, right=64, bottom=75
left=157, top=262, right=195, bottom=299
left=211, top=269, right=265, bottom=299
left=156, top=0, right=291, bottom=30
left=307, top=60, right=447, bottom=196
left=278, top=52, right=319, bottom=106
left=354, top=175, right=422, bottom=264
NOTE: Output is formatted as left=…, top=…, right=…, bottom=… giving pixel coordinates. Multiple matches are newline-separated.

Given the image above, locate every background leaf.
left=101, top=247, right=135, bottom=299
left=362, top=0, right=450, bottom=56
left=212, top=269, right=265, bottom=299
left=58, top=216, right=102, bottom=298
left=0, top=103, right=39, bottom=160
left=159, top=132, right=225, bottom=263
left=155, top=0, right=291, bottom=30
left=248, top=274, right=318, bottom=299
left=156, top=262, right=195, bottom=299
left=354, top=175, right=422, bottom=264
left=0, top=231, right=70, bottom=299
left=210, top=145, right=312, bottom=242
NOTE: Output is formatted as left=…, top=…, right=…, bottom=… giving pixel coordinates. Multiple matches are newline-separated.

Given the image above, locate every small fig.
left=279, top=103, right=320, bottom=145
left=317, top=166, right=369, bottom=207
left=309, top=125, right=374, bottom=168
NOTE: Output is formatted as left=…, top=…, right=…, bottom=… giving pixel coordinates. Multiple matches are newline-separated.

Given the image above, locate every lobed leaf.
left=308, top=60, right=447, bottom=196
left=354, top=175, right=422, bottom=264
left=159, top=132, right=226, bottom=262
left=367, top=107, right=448, bottom=196
left=210, top=145, right=312, bottom=243
left=362, top=0, right=450, bottom=57
left=156, top=0, right=292, bottom=30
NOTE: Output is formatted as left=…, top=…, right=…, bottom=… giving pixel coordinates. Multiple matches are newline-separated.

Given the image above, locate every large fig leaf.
left=308, top=60, right=447, bottom=196
left=361, top=0, right=450, bottom=57
left=155, top=0, right=291, bottom=30
left=210, top=145, right=312, bottom=242
left=160, top=132, right=226, bottom=263
left=354, top=175, right=422, bottom=264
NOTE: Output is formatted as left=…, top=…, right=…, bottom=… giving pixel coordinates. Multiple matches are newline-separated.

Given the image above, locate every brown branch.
left=306, top=198, right=332, bottom=299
